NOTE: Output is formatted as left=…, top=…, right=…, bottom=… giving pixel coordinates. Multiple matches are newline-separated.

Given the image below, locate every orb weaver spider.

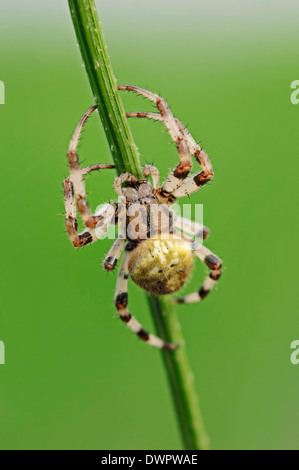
left=63, top=85, right=222, bottom=350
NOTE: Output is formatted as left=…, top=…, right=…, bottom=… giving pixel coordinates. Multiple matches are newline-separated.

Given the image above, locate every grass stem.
left=68, top=0, right=210, bottom=450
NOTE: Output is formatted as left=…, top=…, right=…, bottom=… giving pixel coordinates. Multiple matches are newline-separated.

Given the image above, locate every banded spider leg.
left=118, top=84, right=214, bottom=202
left=64, top=105, right=117, bottom=247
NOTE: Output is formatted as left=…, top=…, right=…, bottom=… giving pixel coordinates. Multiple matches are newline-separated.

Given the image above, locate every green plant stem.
left=68, top=0, right=210, bottom=450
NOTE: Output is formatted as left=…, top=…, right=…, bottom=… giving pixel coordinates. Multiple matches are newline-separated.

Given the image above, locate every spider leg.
left=64, top=178, right=96, bottom=247
left=172, top=164, right=212, bottom=198
left=103, top=237, right=126, bottom=271
left=173, top=244, right=222, bottom=304
left=114, top=172, right=139, bottom=197
left=114, top=249, right=178, bottom=350
left=174, top=215, right=210, bottom=240
left=128, top=113, right=191, bottom=200
left=119, top=85, right=214, bottom=199
left=126, top=112, right=163, bottom=122
left=144, top=164, right=160, bottom=189
left=119, top=86, right=192, bottom=200
left=64, top=175, right=118, bottom=247
left=173, top=119, right=213, bottom=198
left=160, top=139, right=191, bottom=199
left=118, top=85, right=182, bottom=145
left=67, top=105, right=115, bottom=228
left=81, top=163, right=115, bottom=176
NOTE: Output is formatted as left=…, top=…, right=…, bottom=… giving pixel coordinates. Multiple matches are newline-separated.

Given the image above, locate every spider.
left=63, top=85, right=222, bottom=350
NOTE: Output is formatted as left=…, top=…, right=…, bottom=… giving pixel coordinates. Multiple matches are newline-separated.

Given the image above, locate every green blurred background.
left=0, top=0, right=299, bottom=450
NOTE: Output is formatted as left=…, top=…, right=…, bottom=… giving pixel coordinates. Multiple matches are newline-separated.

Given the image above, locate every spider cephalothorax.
left=63, top=85, right=222, bottom=350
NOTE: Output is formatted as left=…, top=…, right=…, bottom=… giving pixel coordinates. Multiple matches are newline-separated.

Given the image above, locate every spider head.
left=123, top=180, right=152, bottom=201
left=128, top=235, right=193, bottom=295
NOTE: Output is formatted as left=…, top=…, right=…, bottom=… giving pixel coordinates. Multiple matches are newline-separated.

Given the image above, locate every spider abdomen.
left=128, top=236, right=193, bottom=296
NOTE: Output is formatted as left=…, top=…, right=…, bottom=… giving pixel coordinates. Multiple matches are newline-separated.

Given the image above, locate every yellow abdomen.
left=128, top=235, right=193, bottom=295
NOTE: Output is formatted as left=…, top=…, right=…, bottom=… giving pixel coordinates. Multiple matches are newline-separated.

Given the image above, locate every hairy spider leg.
left=115, top=249, right=178, bottom=350
left=67, top=105, right=115, bottom=228
left=64, top=162, right=116, bottom=247
left=173, top=243, right=222, bottom=304
left=118, top=85, right=213, bottom=201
